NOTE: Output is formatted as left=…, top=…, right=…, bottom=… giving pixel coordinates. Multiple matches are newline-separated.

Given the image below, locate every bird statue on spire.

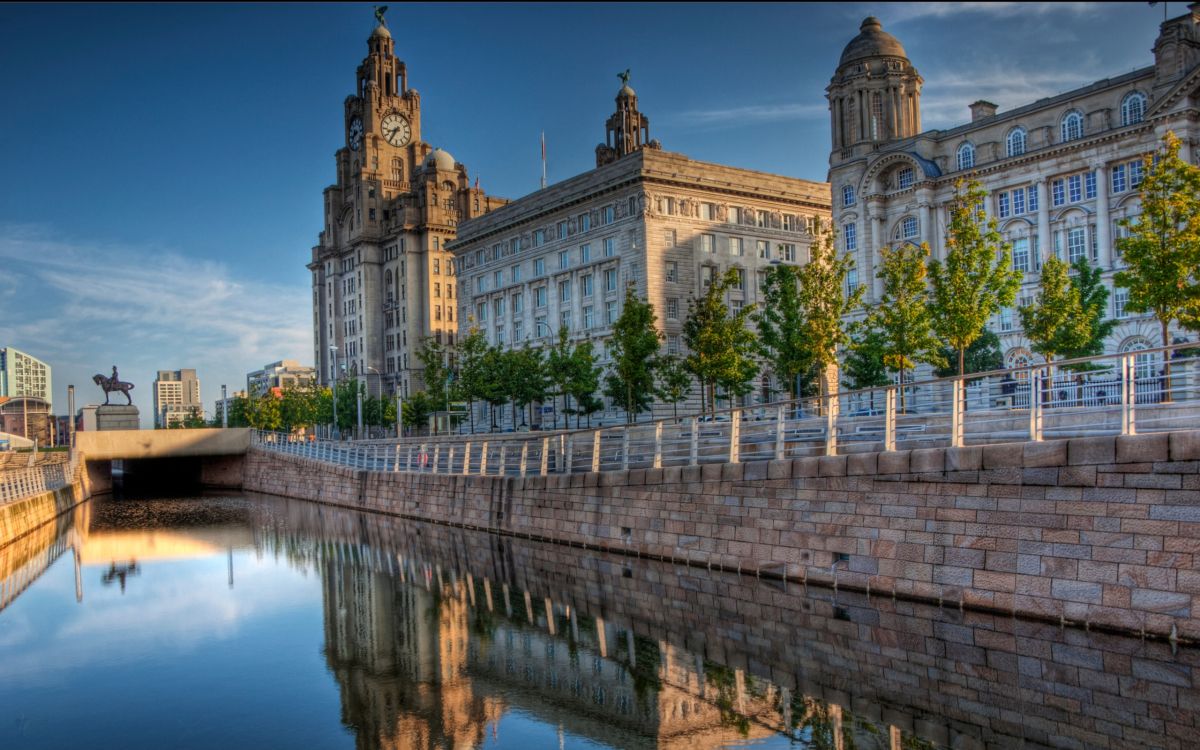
left=374, top=5, right=389, bottom=27
left=618, top=69, right=631, bottom=86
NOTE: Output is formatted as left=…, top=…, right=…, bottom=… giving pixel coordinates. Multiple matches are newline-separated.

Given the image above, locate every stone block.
left=741, top=461, right=768, bottom=481
left=1116, top=433, right=1169, bottom=464
left=945, top=446, right=982, bottom=472
left=792, top=457, right=819, bottom=478
left=877, top=450, right=910, bottom=475
left=910, top=448, right=944, bottom=473
left=1170, top=430, right=1200, bottom=461
left=1131, top=588, right=1192, bottom=617
left=766, top=459, right=792, bottom=480
left=1067, top=436, right=1117, bottom=466
left=982, top=442, right=1024, bottom=469
left=1024, top=440, right=1067, bottom=468
left=817, top=455, right=847, bottom=477
left=721, top=463, right=744, bottom=481
left=846, top=453, right=877, bottom=476
left=1022, top=468, right=1059, bottom=486
left=681, top=466, right=702, bottom=483
left=701, top=463, right=724, bottom=481
left=1057, top=466, right=1097, bottom=487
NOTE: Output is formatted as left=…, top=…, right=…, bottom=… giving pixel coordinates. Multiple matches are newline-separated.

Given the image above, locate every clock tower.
left=308, top=14, right=508, bottom=428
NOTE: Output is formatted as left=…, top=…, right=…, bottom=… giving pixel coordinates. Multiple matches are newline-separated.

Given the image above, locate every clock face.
left=348, top=118, right=364, bottom=151
left=381, top=113, right=411, bottom=147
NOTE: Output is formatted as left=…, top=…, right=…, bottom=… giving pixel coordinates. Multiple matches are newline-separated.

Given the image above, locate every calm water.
left=2, top=494, right=1199, bottom=750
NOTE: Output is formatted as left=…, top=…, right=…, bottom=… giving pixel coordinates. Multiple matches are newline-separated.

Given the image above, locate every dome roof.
left=370, top=24, right=391, bottom=39
left=618, top=83, right=636, bottom=99
left=838, top=17, right=907, bottom=67
left=423, top=148, right=456, bottom=171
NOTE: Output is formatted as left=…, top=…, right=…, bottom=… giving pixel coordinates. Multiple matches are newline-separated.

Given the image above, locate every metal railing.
left=0, top=454, right=78, bottom=504
left=251, top=343, right=1200, bottom=477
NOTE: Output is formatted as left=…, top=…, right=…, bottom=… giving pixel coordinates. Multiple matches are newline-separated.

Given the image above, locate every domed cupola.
left=422, top=148, right=456, bottom=172
left=596, top=70, right=654, bottom=167
left=827, top=17, right=923, bottom=155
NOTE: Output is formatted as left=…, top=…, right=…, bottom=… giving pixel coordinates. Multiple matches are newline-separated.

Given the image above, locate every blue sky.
left=0, top=2, right=1166, bottom=423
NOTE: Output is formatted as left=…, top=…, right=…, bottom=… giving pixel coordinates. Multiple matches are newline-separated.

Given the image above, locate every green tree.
left=1019, top=255, right=1090, bottom=364
left=928, top=179, right=1021, bottom=375
left=654, top=354, right=693, bottom=418
left=568, top=339, right=604, bottom=427
left=280, top=383, right=322, bottom=431
left=245, top=394, right=282, bottom=430
left=797, top=225, right=865, bottom=403
left=604, top=286, right=662, bottom=423
left=1060, top=258, right=1118, bottom=372
left=509, top=345, right=548, bottom=429
left=1115, top=131, right=1200, bottom=397
left=215, top=396, right=250, bottom=428
left=479, top=345, right=509, bottom=430
left=843, top=323, right=891, bottom=410
left=456, top=324, right=490, bottom=433
left=869, top=243, right=944, bottom=405
left=545, top=327, right=578, bottom=430
left=415, top=337, right=452, bottom=413
left=682, top=269, right=759, bottom=414
left=402, top=391, right=434, bottom=432
left=754, top=262, right=811, bottom=400
left=934, top=327, right=1003, bottom=377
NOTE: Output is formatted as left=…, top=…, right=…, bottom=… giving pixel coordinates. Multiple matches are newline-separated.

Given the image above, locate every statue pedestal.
left=95, top=405, right=140, bottom=431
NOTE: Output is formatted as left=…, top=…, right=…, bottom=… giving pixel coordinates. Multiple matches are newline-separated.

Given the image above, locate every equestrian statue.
left=94, top=365, right=135, bottom=406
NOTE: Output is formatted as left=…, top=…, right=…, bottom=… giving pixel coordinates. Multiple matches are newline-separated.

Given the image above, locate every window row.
left=697, top=234, right=798, bottom=261
left=961, top=93, right=1147, bottom=164
left=488, top=303, right=621, bottom=344
left=474, top=240, right=617, bottom=292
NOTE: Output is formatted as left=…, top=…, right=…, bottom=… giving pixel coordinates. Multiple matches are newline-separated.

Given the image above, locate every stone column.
left=918, top=188, right=933, bottom=253
left=1093, top=161, right=1112, bottom=269
left=1036, top=177, right=1050, bottom=268
left=873, top=212, right=887, bottom=300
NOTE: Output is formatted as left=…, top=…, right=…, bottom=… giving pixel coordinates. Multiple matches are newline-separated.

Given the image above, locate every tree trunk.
left=958, top=346, right=966, bottom=378
left=899, top=368, right=907, bottom=414
left=1161, top=318, right=1173, bottom=403
left=468, top=398, right=475, bottom=434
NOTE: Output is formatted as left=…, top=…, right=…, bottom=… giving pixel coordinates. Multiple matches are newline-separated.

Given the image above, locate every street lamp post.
left=329, top=345, right=340, bottom=440
left=221, top=384, right=228, bottom=428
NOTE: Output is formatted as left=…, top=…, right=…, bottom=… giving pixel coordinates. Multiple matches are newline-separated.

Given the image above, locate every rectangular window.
left=846, top=268, right=859, bottom=296
left=493, top=298, right=503, bottom=318
left=560, top=310, right=571, bottom=329
left=1029, top=184, right=1039, bottom=212
left=433, top=258, right=440, bottom=274
left=729, top=237, right=743, bottom=256
left=511, top=264, right=522, bottom=283
left=557, top=221, right=568, bottom=240
left=667, top=335, right=681, bottom=355
left=580, top=243, right=591, bottom=263
left=734, top=268, right=746, bottom=291
left=781, top=243, right=797, bottom=262
left=700, top=203, right=714, bottom=221
left=1068, top=174, right=1082, bottom=203
left=1112, top=163, right=1127, bottom=193
left=757, top=240, right=770, bottom=259
left=757, top=270, right=767, bottom=293
left=604, top=237, right=616, bottom=257
left=535, top=286, right=547, bottom=307
left=898, top=168, right=914, bottom=189
left=701, top=266, right=715, bottom=288
left=700, top=234, right=715, bottom=253
left=998, top=192, right=1011, bottom=218
left=533, top=229, right=546, bottom=247
left=559, top=250, right=570, bottom=269
left=606, top=300, right=617, bottom=324
left=1085, top=171, right=1097, bottom=200
left=1000, top=307, right=1013, bottom=332
left=604, top=269, right=617, bottom=292
left=494, top=270, right=502, bottom=288
left=559, top=280, right=571, bottom=302
left=666, top=297, right=679, bottom=319
left=581, top=274, right=593, bottom=296
left=756, top=210, right=769, bottom=228
left=434, top=282, right=441, bottom=298
left=1130, top=160, right=1144, bottom=189
left=1012, top=238, right=1030, bottom=272
left=602, top=206, right=615, bottom=224
left=583, top=305, right=594, bottom=329
left=496, top=326, right=506, bottom=346
left=476, top=302, right=488, bottom=322
left=513, top=320, right=523, bottom=341
left=1052, top=179, right=1065, bottom=206
left=1114, top=289, right=1129, bottom=318
left=477, top=275, right=488, bottom=293
left=844, top=223, right=857, bottom=252
left=534, top=257, right=546, bottom=276
left=664, top=228, right=676, bottom=246
left=665, top=261, right=677, bottom=282
left=578, top=212, right=591, bottom=232
left=512, top=292, right=524, bottom=313
left=1012, top=187, right=1026, bottom=215
left=1067, top=227, right=1087, bottom=263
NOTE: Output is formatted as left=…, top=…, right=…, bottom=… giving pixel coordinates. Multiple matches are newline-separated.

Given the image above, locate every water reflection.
left=3, top=494, right=1199, bottom=750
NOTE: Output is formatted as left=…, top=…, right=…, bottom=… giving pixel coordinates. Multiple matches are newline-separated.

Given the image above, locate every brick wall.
left=244, top=429, right=1200, bottom=640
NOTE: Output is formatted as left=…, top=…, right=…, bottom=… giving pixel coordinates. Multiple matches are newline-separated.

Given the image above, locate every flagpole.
left=541, top=131, right=547, bottom=190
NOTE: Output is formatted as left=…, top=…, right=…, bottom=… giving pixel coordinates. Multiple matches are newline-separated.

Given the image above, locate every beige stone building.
left=0, top=347, right=51, bottom=411
left=152, top=368, right=201, bottom=428
left=308, top=19, right=507, bottom=407
left=828, top=8, right=1200, bottom=378
left=451, top=83, right=830, bottom=427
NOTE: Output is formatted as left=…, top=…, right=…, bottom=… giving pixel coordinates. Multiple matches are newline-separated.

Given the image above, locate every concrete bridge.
left=76, top=428, right=250, bottom=493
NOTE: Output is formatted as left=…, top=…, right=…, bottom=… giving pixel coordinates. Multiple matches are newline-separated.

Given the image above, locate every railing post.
left=419, top=443, right=428, bottom=473
left=775, top=404, right=786, bottom=461
left=1122, top=354, right=1137, bottom=435
left=689, top=417, right=699, bottom=466
left=498, top=442, right=507, bottom=476
left=479, top=441, right=489, bottom=475
left=591, top=430, right=601, bottom=473
left=462, top=441, right=472, bottom=474
left=448, top=445, right=456, bottom=474
left=519, top=441, right=529, bottom=477
left=394, top=443, right=401, bottom=472
left=407, top=445, right=414, bottom=472
left=432, top=444, right=441, bottom=474
left=565, top=434, right=575, bottom=474
left=558, top=434, right=566, bottom=473
left=729, top=409, right=741, bottom=464
left=884, top=387, right=896, bottom=452
left=1029, top=368, right=1043, bottom=442
left=653, top=422, right=663, bottom=469
left=951, top=379, right=964, bottom=448
left=540, top=437, right=550, bottom=476
left=824, top=396, right=837, bottom=457
left=621, top=428, right=630, bottom=471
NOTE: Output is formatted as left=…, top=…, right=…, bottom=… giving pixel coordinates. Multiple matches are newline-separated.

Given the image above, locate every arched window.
left=902, top=216, right=918, bottom=239
left=842, top=185, right=856, bottom=207
left=957, top=142, right=975, bottom=171
left=1005, top=347, right=1034, bottom=379
left=1006, top=127, right=1026, bottom=158
left=1120, top=336, right=1161, bottom=380
left=871, top=92, right=883, bottom=140
left=1061, top=110, right=1083, bottom=142
left=1121, top=92, right=1147, bottom=126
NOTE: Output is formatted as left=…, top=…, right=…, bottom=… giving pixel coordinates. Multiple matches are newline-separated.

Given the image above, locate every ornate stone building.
left=829, top=8, right=1200, bottom=376
left=451, top=80, right=830, bottom=427
left=308, top=19, right=507, bottom=406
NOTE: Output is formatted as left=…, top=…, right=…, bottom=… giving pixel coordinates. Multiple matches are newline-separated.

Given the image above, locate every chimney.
left=969, top=100, right=998, bottom=122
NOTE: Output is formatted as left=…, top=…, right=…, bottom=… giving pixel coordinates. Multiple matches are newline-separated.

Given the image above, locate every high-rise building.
left=308, top=16, right=508, bottom=406
left=451, top=80, right=830, bottom=426
left=827, top=9, right=1200, bottom=375
left=214, top=389, right=246, bottom=425
left=153, top=369, right=201, bottom=428
left=0, top=347, right=52, bottom=411
left=246, top=360, right=315, bottom=399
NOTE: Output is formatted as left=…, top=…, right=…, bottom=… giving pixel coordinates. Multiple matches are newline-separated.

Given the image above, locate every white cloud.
left=663, top=101, right=828, bottom=130
left=918, top=68, right=1104, bottom=129
left=0, top=224, right=310, bottom=420
left=883, top=2, right=1104, bottom=24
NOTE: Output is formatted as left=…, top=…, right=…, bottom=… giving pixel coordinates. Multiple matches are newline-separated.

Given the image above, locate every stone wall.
left=0, top=481, right=86, bottom=546
left=243, top=429, right=1200, bottom=640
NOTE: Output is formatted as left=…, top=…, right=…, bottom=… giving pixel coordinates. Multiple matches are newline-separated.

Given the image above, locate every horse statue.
left=94, top=366, right=135, bottom=405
